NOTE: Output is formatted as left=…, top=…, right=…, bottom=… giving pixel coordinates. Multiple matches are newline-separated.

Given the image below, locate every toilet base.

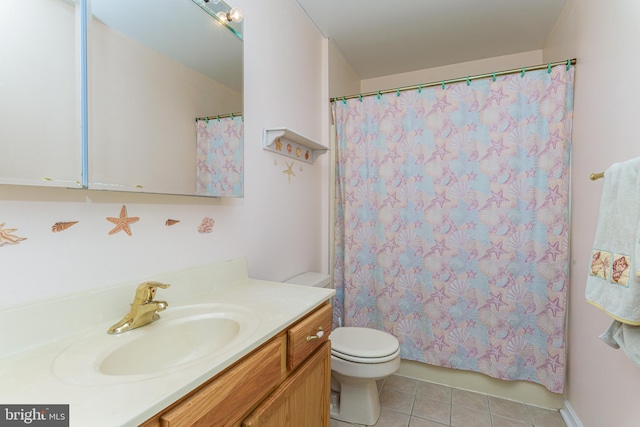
left=329, top=372, right=381, bottom=425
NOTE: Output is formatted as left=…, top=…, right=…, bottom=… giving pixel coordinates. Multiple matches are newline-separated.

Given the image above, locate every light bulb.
left=228, top=7, right=243, bottom=22
left=216, top=11, right=228, bottom=21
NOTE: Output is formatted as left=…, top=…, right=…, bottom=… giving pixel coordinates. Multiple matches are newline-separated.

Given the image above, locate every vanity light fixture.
left=191, top=0, right=243, bottom=41
left=216, top=7, right=243, bottom=23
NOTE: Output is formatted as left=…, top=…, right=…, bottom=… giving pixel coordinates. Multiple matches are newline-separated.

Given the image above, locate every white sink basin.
left=53, top=303, right=260, bottom=385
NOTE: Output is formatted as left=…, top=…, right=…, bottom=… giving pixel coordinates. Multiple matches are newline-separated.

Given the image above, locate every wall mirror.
left=88, top=0, right=244, bottom=197
left=0, top=0, right=83, bottom=189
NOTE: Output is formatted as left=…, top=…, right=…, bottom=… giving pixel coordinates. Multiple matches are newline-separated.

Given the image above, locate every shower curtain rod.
left=331, top=58, right=576, bottom=102
left=195, top=112, right=243, bottom=122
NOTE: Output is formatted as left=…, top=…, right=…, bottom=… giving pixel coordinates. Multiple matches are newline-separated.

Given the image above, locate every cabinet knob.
left=306, top=326, right=324, bottom=342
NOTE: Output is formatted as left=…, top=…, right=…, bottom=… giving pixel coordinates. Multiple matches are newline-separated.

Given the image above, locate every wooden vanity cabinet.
left=139, top=302, right=332, bottom=427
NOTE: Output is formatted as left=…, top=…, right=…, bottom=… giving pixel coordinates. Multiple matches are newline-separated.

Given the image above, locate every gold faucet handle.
left=135, top=281, right=170, bottom=303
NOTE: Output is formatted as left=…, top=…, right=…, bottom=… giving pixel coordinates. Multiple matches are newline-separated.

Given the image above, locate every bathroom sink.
left=53, top=303, right=260, bottom=385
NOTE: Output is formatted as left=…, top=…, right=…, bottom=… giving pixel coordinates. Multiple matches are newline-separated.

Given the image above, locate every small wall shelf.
left=263, top=127, right=329, bottom=164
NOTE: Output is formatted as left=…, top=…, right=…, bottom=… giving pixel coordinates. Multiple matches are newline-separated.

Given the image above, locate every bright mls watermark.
left=0, top=405, right=68, bottom=426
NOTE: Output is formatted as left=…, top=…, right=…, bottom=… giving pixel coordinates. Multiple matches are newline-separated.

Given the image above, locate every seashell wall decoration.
left=0, top=223, right=27, bottom=247
left=52, top=221, right=79, bottom=232
left=165, top=219, right=180, bottom=226
left=198, top=217, right=215, bottom=233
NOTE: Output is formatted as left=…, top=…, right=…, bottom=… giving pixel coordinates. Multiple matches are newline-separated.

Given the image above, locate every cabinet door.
left=242, top=341, right=331, bottom=427
left=159, top=337, right=284, bottom=427
left=1, top=0, right=82, bottom=189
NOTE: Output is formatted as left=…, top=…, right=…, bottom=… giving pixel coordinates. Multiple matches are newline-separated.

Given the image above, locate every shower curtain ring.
left=521, top=67, right=526, bottom=77
left=547, top=63, right=552, bottom=73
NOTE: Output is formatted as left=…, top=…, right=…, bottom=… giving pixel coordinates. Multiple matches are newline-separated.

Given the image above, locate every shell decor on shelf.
left=106, top=205, right=140, bottom=236
left=0, top=223, right=27, bottom=247
left=52, top=221, right=79, bottom=233
left=198, top=217, right=215, bottom=233
left=165, top=219, right=180, bottom=226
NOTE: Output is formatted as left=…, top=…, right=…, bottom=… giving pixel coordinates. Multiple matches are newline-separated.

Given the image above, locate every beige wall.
left=544, top=0, right=640, bottom=426
left=240, top=0, right=328, bottom=281
left=327, top=40, right=361, bottom=99
left=0, top=0, right=329, bottom=309
left=360, top=51, right=542, bottom=95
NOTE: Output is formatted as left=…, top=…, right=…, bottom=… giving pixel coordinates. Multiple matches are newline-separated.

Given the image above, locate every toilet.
left=285, top=272, right=401, bottom=426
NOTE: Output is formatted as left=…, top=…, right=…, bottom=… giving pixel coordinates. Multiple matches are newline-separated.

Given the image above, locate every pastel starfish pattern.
left=106, top=205, right=139, bottom=236
left=0, top=223, right=27, bottom=247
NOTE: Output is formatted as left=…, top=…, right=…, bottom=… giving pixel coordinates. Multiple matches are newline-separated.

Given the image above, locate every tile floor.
left=329, top=374, right=567, bottom=427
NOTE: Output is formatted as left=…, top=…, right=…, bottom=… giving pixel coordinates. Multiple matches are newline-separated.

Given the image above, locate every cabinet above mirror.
left=0, top=0, right=83, bottom=189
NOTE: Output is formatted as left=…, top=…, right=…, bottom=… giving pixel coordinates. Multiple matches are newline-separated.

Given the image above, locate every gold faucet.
left=108, top=281, right=170, bottom=334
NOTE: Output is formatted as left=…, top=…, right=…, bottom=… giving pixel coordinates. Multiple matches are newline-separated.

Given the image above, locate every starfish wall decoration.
left=0, top=223, right=27, bottom=247
left=106, top=205, right=140, bottom=236
left=283, top=161, right=296, bottom=184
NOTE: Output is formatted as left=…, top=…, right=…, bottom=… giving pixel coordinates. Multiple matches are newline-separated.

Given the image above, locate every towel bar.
left=590, top=172, right=604, bottom=181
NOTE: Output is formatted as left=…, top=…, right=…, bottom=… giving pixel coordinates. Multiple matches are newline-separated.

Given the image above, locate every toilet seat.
left=332, top=347, right=401, bottom=363
left=330, top=327, right=400, bottom=364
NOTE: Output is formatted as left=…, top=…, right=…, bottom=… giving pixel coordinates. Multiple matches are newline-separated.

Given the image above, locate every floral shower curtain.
left=196, top=116, right=244, bottom=197
left=333, top=64, right=574, bottom=393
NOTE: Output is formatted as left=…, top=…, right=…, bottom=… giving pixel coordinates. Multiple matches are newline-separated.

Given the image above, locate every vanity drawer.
left=159, top=336, right=285, bottom=427
left=286, top=302, right=332, bottom=371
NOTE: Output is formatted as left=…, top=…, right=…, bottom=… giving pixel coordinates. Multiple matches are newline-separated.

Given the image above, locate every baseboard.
left=560, top=400, right=583, bottom=427
left=396, top=360, right=564, bottom=409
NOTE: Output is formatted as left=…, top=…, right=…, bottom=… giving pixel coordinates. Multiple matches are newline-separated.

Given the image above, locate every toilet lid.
left=330, top=327, right=400, bottom=360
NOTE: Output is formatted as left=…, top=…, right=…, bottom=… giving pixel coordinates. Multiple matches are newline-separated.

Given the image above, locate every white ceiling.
left=295, top=0, right=566, bottom=79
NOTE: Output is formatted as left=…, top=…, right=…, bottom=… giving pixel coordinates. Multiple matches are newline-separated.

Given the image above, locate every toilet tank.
left=285, top=272, right=331, bottom=288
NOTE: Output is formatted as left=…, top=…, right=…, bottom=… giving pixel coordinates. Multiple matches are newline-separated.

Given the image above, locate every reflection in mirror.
left=0, top=0, right=82, bottom=188
left=88, top=0, right=243, bottom=197
left=195, top=114, right=243, bottom=197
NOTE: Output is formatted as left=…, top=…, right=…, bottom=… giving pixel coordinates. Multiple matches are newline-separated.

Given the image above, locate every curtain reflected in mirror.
left=196, top=115, right=243, bottom=197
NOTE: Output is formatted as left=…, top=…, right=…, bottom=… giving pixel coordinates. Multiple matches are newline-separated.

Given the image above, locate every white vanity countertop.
left=0, top=260, right=334, bottom=427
